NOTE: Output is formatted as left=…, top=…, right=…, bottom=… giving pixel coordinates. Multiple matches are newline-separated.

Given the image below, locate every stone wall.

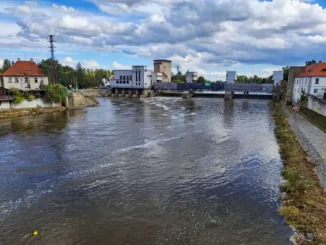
left=308, top=95, right=326, bottom=117
left=79, top=89, right=109, bottom=97
left=11, top=99, right=60, bottom=109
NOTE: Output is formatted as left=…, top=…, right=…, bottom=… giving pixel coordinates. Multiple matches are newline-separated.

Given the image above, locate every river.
left=0, top=97, right=292, bottom=245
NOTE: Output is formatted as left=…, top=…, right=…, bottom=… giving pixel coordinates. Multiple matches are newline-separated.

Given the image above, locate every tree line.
left=1, top=58, right=111, bottom=89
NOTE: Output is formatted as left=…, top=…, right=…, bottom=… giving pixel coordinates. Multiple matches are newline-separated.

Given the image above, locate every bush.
left=10, top=88, right=24, bottom=104
left=27, top=94, right=35, bottom=101
left=281, top=167, right=307, bottom=193
left=45, top=84, right=68, bottom=106
left=279, top=206, right=300, bottom=220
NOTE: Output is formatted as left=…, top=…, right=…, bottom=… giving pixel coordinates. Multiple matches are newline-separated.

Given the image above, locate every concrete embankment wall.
left=79, top=89, right=109, bottom=97
left=308, top=95, right=326, bottom=117
left=287, top=110, right=326, bottom=189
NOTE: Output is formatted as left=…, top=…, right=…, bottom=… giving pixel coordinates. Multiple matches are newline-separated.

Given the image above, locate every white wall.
left=308, top=77, right=326, bottom=97
left=111, top=70, right=133, bottom=88
left=226, top=71, right=237, bottom=84
left=111, top=66, right=152, bottom=89
left=11, top=98, right=60, bottom=109
left=151, top=72, right=163, bottom=84
left=292, top=76, right=326, bottom=103
left=0, top=101, right=11, bottom=109
left=186, top=72, right=198, bottom=83
left=3, top=76, right=49, bottom=90
left=308, top=95, right=326, bottom=117
left=273, top=71, right=284, bottom=86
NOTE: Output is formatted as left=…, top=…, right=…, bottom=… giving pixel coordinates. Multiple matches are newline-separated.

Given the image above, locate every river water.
left=0, top=97, right=292, bottom=245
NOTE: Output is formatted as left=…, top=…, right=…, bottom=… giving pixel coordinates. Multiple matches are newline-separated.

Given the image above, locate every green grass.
left=299, top=107, right=326, bottom=134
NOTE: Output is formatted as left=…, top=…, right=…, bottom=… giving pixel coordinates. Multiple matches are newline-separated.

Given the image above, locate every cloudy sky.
left=1, top=0, right=326, bottom=81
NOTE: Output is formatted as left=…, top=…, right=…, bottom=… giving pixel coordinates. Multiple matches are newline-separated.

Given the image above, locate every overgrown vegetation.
left=273, top=103, right=326, bottom=244
left=10, top=88, right=25, bottom=104
left=41, top=84, right=68, bottom=106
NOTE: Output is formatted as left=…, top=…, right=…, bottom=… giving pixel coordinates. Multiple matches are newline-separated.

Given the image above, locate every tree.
left=171, top=71, right=186, bottom=83
left=1, top=59, right=12, bottom=73
left=197, top=76, right=206, bottom=83
left=282, top=66, right=289, bottom=81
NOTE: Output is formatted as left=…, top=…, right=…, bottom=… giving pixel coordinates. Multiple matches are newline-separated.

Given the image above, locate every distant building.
left=1, top=58, right=49, bottom=91
left=110, top=66, right=152, bottom=89
left=292, top=62, right=326, bottom=103
left=186, top=71, right=198, bottom=83
left=154, top=60, right=172, bottom=83
left=273, top=71, right=284, bottom=86
left=226, top=71, right=237, bottom=83
left=285, top=66, right=304, bottom=104
left=151, top=72, right=163, bottom=84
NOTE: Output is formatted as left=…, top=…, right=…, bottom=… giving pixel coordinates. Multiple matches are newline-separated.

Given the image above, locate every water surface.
left=0, top=98, right=292, bottom=245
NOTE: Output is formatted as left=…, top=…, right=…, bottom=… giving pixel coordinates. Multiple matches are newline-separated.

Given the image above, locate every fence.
left=154, top=82, right=224, bottom=91
left=224, top=84, right=274, bottom=93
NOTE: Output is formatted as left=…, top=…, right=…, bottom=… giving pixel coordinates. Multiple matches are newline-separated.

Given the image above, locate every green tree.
left=197, top=76, right=206, bottom=83
left=1, top=59, right=12, bottom=73
left=282, top=66, right=289, bottom=81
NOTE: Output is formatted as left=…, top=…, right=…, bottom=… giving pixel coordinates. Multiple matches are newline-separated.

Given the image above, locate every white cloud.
left=112, top=61, right=131, bottom=70
left=82, top=60, right=101, bottom=69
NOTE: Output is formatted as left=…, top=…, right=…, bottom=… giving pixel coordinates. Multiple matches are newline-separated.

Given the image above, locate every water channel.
left=0, top=97, right=292, bottom=245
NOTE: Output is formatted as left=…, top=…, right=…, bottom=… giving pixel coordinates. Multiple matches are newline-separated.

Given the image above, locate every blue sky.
left=1, top=0, right=326, bottom=81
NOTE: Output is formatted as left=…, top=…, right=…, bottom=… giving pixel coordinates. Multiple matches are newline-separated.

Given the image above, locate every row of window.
left=296, top=78, right=319, bottom=85
left=115, top=81, right=143, bottom=86
left=8, top=77, right=43, bottom=83
left=120, top=75, right=132, bottom=80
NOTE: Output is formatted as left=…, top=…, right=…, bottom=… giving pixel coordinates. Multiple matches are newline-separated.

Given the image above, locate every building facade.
left=154, top=60, right=172, bottom=83
left=186, top=72, right=198, bottom=83
left=285, top=66, right=304, bottom=104
left=226, top=71, right=237, bottom=83
left=110, top=66, right=153, bottom=89
left=292, top=63, right=326, bottom=103
left=151, top=72, right=163, bottom=84
left=273, top=71, right=284, bottom=86
left=1, top=58, right=48, bottom=91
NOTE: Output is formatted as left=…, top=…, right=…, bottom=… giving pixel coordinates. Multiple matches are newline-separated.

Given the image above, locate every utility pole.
left=49, top=35, right=57, bottom=84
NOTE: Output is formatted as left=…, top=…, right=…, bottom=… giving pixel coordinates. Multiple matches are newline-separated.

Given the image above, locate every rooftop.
left=296, top=62, right=326, bottom=78
left=1, top=59, right=46, bottom=77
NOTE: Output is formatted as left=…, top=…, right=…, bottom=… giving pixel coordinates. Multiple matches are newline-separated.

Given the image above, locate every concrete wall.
left=308, top=95, right=326, bottom=117
left=10, top=98, right=60, bottom=109
left=0, top=101, right=11, bottom=109
left=286, top=66, right=303, bottom=104
left=3, top=76, right=49, bottom=90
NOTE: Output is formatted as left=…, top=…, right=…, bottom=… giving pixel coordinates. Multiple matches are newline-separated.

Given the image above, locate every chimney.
left=30, top=58, right=33, bottom=62
left=17, top=58, right=20, bottom=62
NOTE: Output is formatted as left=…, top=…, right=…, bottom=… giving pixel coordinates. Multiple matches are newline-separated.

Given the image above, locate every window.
left=297, top=80, right=298, bottom=84
left=25, top=78, right=28, bottom=83
left=315, top=78, right=319, bottom=84
left=123, top=76, right=125, bottom=79
left=40, top=78, right=44, bottom=84
left=120, top=76, right=122, bottom=79
left=127, top=81, right=129, bottom=84
left=34, top=78, right=38, bottom=83
left=123, top=81, right=125, bottom=84
left=15, top=78, right=19, bottom=83
left=9, top=78, right=13, bottom=83
left=314, top=89, right=318, bottom=94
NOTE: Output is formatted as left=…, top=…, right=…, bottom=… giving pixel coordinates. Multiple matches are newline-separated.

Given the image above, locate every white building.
left=110, top=66, right=153, bottom=89
left=273, top=71, right=284, bottom=86
left=186, top=71, right=198, bottom=83
left=151, top=72, right=163, bottom=84
left=292, top=62, right=326, bottom=103
left=1, top=58, right=49, bottom=91
left=226, top=71, right=237, bottom=83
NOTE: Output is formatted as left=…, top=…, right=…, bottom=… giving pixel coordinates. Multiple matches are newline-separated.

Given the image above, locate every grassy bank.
left=273, top=104, right=326, bottom=244
left=0, top=107, right=66, bottom=120
left=298, top=107, right=326, bottom=134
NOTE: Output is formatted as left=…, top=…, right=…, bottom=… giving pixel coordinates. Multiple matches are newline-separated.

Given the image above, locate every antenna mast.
left=49, top=35, right=57, bottom=84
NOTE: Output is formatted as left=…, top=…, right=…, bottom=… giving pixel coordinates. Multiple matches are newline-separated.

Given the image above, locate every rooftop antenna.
left=49, top=35, right=57, bottom=84
left=177, top=65, right=180, bottom=74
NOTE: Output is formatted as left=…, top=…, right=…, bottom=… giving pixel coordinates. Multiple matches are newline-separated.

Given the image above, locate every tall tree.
left=197, top=76, right=206, bottom=83
left=282, top=66, right=289, bottom=81
left=1, top=59, right=12, bottom=73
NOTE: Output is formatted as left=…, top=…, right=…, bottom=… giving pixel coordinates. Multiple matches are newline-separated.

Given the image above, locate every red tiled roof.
left=2, top=60, right=46, bottom=77
left=296, top=62, right=326, bottom=78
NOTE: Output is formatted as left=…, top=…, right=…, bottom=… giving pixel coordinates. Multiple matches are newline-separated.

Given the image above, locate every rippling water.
left=0, top=97, right=292, bottom=245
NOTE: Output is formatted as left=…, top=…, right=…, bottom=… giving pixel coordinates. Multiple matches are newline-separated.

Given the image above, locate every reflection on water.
left=0, top=98, right=292, bottom=245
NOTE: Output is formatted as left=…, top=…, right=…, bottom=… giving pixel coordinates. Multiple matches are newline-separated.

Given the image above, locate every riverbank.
left=273, top=104, right=326, bottom=244
left=0, top=107, right=67, bottom=120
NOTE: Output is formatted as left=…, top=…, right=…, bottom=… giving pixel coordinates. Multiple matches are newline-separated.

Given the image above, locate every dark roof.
left=2, top=60, right=46, bottom=77
left=154, top=60, right=172, bottom=63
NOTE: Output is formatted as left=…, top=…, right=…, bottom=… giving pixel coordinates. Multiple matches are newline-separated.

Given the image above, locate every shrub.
left=27, top=94, right=35, bottom=101
left=279, top=206, right=301, bottom=220
left=281, top=167, right=307, bottom=193
left=10, top=88, right=24, bottom=104
left=45, top=84, right=68, bottom=106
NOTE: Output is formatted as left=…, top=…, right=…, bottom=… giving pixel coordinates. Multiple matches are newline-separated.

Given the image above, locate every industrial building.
left=292, top=62, right=326, bottom=103
left=226, top=71, right=237, bottom=83
left=110, top=66, right=152, bottom=89
left=154, top=60, right=172, bottom=83
left=273, top=71, right=284, bottom=86
left=186, top=72, right=198, bottom=83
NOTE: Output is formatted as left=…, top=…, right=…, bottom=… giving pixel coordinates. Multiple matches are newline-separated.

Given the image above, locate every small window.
left=127, top=81, right=129, bottom=84
left=123, top=76, right=125, bottom=79
left=120, top=76, right=122, bottom=79
left=314, top=89, right=318, bottom=94
left=25, top=78, right=28, bottom=83
left=9, top=78, right=13, bottom=83
left=123, top=81, right=125, bottom=84
left=315, top=78, right=319, bottom=84
left=15, top=78, right=19, bottom=83
left=40, top=78, right=44, bottom=83
left=34, top=78, right=38, bottom=83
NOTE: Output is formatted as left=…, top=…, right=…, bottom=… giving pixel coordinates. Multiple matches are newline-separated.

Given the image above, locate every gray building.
left=285, top=66, right=304, bottom=104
